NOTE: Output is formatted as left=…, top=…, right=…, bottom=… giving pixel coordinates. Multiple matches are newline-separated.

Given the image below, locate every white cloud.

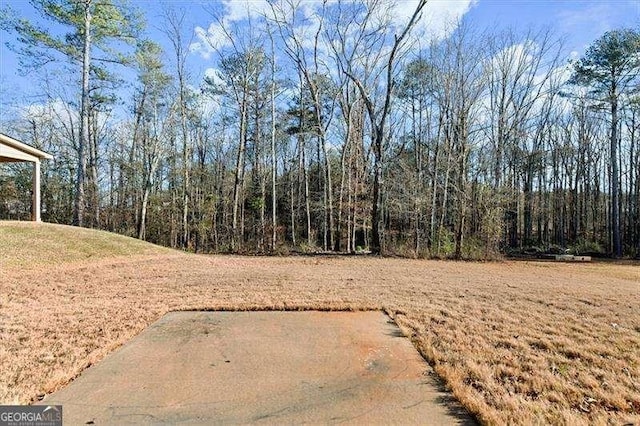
left=223, top=0, right=273, bottom=22
left=190, top=0, right=477, bottom=59
left=189, top=0, right=273, bottom=59
left=204, top=67, right=225, bottom=88
left=489, top=41, right=538, bottom=77
left=190, top=23, right=229, bottom=59
left=198, top=68, right=226, bottom=116
left=23, top=98, right=78, bottom=125
left=393, top=0, right=478, bottom=39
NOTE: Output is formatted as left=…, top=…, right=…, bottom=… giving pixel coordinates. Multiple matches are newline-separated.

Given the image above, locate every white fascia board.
left=0, top=143, right=39, bottom=162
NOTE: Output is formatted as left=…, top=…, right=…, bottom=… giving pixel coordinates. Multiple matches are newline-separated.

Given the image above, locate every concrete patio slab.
left=45, top=311, right=474, bottom=425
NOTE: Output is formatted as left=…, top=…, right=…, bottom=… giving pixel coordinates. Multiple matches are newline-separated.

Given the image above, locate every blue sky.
left=1, top=0, right=639, bottom=116
left=465, top=1, right=640, bottom=50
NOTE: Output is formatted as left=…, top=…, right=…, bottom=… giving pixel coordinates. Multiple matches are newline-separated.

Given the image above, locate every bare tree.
left=162, top=9, right=194, bottom=248
left=329, top=0, right=427, bottom=254
left=270, top=0, right=341, bottom=250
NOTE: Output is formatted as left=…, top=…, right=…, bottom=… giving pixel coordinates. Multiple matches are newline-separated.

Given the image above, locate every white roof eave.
left=0, top=133, right=53, bottom=160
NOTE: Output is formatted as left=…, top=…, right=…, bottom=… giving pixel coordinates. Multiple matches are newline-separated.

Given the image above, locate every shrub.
left=433, top=227, right=455, bottom=258
left=570, top=239, right=604, bottom=255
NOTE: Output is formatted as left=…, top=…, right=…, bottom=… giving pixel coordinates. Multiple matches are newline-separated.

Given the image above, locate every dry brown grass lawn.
left=1, top=221, right=639, bottom=425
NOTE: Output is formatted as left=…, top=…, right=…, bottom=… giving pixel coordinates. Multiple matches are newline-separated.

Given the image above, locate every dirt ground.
left=1, top=250, right=639, bottom=425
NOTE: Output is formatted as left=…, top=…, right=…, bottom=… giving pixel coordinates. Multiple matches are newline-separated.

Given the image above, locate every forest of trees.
left=1, top=0, right=639, bottom=258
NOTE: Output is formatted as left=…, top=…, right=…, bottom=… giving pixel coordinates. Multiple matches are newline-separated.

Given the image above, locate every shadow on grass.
left=434, top=391, right=479, bottom=425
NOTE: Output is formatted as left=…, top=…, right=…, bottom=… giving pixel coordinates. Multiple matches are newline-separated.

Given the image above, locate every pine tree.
left=2, top=0, right=143, bottom=226
left=571, top=29, right=640, bottom=257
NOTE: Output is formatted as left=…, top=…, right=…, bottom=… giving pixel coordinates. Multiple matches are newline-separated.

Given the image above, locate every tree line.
left=1, top=0, right=639, bottom=258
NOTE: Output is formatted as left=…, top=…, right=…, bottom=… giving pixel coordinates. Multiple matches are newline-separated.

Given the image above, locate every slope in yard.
left=0, top=222, right=639, bottom=425
left=0, top=221, right=170, bottom=268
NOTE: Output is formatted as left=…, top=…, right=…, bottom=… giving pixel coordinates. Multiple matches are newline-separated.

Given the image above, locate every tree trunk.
left=232, top=94, right=248, bottom=252
left=611, top=89, right=621, bottom=257
left=370, top=127, right=384, bottom=254
left=89, top=111, right=100, bottom=227
left=270, top=40, right=277, bottom=251
left=73, top=0, right=91, bottom=227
